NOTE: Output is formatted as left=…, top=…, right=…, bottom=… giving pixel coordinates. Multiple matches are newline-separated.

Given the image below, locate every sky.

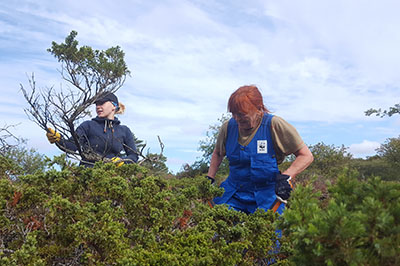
left=1, top=0, right=399, bottom=173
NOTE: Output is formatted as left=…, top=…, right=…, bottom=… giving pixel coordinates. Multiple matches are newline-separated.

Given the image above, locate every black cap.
left=94, top=92, right=119, bottom=106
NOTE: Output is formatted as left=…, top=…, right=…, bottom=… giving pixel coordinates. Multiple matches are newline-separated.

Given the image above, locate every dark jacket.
left=58, top=117, right=138, bottom=166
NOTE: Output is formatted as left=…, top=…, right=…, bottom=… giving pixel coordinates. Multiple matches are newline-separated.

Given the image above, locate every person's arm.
left=207, top=148, right=224, bottom=179
left=282, top=145, right=313, bottom=180
left=122, top=127, right=138, bottom=163
left=270, top=116, right=313, bottom=179
left=56, top=123, right=89, bottom=153
left=206, top=121, right=228, bottom=180
left=57, top=137, right=78, bottom=153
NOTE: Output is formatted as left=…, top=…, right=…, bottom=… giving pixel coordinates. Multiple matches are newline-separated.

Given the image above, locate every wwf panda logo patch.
left=257, top=140, right=267, bottom=154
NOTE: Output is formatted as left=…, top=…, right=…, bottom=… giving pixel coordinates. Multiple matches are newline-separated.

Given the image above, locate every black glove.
left=275, top=174, right=293, bottom=203
left=205, top=175, right=215, bottom=185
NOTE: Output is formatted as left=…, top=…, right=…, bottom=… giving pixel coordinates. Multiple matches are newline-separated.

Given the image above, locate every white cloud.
left=1, top=0, right=399, bottom=172
left=261, top=0, right=400, bottom=82
left=349, top=140, right=380, bottom=158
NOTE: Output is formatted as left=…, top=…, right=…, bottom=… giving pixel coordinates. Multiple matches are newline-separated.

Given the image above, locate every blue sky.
left=1, top=0, right=399, bottom=173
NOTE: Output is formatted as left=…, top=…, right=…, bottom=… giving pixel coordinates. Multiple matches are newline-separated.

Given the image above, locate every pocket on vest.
left=250, top=155, right=277, bottom=168
left=228, top=154, right=241, bottom=166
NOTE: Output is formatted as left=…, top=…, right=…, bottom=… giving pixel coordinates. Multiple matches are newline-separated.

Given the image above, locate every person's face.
left=232, top=111, right=261, bottom=131
left=96, top=101, right=116, bottom=119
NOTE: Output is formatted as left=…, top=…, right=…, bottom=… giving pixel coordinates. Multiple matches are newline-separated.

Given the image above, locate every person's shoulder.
left=220, top=120, right=230, bottom=133
left=119, top=124, right=133, bottom=134
left=271, top=115, right=292, bottom=126
left=74, top=120, right=96, bottom=134
left=271, top=115, right=296, bottom=124
left=270, top=115, right=301, bottom=135
left=271, top=115, right=286, bottom=122
left=117, top=121, right=129, bottom=129
left=78, top=120, right=94, bottom=128
left=82, top=119, right=95, bottom=124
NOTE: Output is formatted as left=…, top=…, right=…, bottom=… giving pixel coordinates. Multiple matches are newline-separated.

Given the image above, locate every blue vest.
left=214, top=114, right=283, bottom=213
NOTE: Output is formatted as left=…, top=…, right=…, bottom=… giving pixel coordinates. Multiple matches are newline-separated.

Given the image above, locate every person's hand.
left=275, top=174, right=293, bottom=204
left=46, top=128, right=61, bottom=143
left=111, top=157, right=124, bottom=167
left=205, top=175, right=215, bottom=185
left=205, top=175, right=216, bottom=208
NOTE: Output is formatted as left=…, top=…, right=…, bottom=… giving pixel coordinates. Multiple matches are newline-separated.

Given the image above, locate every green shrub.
left=0, top=162, right=288, bottom=265
left=2, top=155, right=399, bottom=265
left=279, top=169, right=400, bottom=265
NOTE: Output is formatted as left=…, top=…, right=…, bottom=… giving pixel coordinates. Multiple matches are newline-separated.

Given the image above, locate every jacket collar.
left=92, top=116, right=121, bottom=125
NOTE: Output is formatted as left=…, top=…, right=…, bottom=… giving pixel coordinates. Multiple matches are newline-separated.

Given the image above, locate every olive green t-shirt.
left=215, top=115, right=304, bottom=164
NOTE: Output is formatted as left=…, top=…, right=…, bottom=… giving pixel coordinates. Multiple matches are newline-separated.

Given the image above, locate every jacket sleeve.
left=123, top=126, right=138, bottom=163
left=56, top=123, right=89, bottom=153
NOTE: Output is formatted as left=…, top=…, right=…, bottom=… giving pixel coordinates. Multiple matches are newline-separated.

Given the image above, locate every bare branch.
left=0, top=124, right=22, bottom=155
left=136, top=135, right=165, bottom=166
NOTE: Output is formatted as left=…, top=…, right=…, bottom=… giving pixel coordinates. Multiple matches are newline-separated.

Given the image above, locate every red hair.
left=228, top=85, right=268, bottom=114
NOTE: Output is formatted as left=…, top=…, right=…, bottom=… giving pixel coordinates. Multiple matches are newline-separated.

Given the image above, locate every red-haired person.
left=206, top=85, right=313, bottom=214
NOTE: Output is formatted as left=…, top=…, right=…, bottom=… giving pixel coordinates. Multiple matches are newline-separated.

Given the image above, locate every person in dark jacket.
left=46, top=92, right=138, bottom=167
left=206, top=85, right=313, bottom=214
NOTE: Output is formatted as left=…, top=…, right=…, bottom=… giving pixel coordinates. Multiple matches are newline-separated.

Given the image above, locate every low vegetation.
left=1, top=136, right=399, bottom=265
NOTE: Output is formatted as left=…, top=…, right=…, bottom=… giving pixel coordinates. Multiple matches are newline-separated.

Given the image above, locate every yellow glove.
left=111, top=157, right=124, bottom=167
left=46, top=128, right=61, bottom=144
